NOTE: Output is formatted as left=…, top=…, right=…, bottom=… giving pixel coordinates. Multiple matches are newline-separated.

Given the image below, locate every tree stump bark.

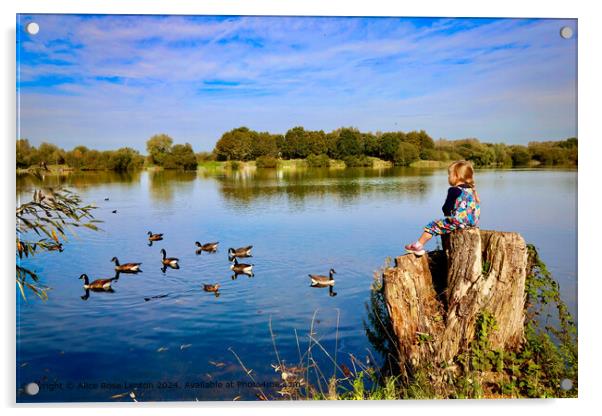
left=382, top=228, right=528, bottom=373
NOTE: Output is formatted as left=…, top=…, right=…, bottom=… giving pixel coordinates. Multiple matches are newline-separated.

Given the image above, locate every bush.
left=255, top=155, right=279, bottom=168
left=343, top=155, right=373, bottom=167
left=227, top=160, right=241, bottom=170
left=393, top=142, right=420, bottom=166
left=306, top=153, right=331, bottom=167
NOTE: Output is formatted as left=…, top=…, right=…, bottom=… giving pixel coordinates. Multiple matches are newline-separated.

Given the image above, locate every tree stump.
left=383, top=228, right=528, bottom=374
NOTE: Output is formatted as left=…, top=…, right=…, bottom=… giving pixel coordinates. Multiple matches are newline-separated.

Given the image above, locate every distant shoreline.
left=16, top=158, right=577, bottom=175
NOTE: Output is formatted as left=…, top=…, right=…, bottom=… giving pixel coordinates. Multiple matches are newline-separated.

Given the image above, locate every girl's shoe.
left=404, top=242, right=425, bottom=256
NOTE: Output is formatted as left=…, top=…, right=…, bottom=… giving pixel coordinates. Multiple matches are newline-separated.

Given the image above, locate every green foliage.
left=335, top=128, right=364, bottom=158
left=255, top=155, right=279, bottom=168
left=146, top=134, right=173, bottom=165
left=214, top=127, right=254, bottom=161
left=343, top=155, right=373, bottom=168
left=306, top=154, right=331, bottom=168
left=393, top=142, right=420, bottom=166
left=163, top=143, right=198, bottom=170
left=510, top=145, right=531, bottom=166
left=16, top=185, right=100, bottom=300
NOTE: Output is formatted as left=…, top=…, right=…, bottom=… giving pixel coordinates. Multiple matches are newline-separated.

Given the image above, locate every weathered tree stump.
left=383, top=228, right=528, bottom=374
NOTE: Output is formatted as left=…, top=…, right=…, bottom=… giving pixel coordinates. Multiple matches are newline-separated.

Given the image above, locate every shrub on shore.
left=255, top=155, right=279, bottom=168
left=306, top=154, right=331, bottom=167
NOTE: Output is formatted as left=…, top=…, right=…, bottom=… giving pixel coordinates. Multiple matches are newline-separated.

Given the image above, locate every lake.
left=16, top=167, right=578, bottom=402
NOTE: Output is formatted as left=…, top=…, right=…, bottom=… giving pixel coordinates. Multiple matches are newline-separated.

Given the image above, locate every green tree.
left=108, top=147, right=145, bottom=171
left=146, top=134, right=174, bottom=165
left=393, top=142, right=420, bottom=166
left=214, top=127, right=254, bottom=161
left=510, top=146, right=531, bottom=166
left=379, top=132, right=404, bottom=161
left=336, top=127, right=364, bottom=158
left=164, top=143, right=198, bottom=169
left=283, top=126, right=310, bottom=159
left=251, top=132, right=279, bottom=159
left=36, top=142, right=65, bottom=165
left=16, top=139, right=35, bottom=168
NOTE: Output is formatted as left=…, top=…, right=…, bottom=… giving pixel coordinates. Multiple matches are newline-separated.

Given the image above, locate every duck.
left=48, top=243, right=64, bottom=252
left=309, top=268, right=336, bottom=286
left=111, top=257, right=142, bottom=273
left=195, top=241, right=219, bottom=253
left=79, top=273, right=118, bottom=290
left=147, top=231, right=164, bottom=241
left=203, top=283, right=220, bottom=292
left=230, top=258, right=254, bottom=276
left=228, top=246, right=253, bottom=258
left=160, top=249, right=179, bottom=267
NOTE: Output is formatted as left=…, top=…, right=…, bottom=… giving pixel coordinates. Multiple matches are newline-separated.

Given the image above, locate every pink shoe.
left=405, top=242, right=425, bottom=256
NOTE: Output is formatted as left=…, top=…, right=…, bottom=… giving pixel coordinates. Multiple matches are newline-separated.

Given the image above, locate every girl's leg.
left=417, top=231, right=433, bottom=246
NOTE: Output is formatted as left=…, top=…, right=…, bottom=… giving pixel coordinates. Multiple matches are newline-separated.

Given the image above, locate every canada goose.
left=104, top=197, right=109, bottom=201
left=147, top=231, right=164, bottom=241
left=79, top=273, right=118, bottom=290
left=160, top=249, right=179, bottom=267
left=48, top=243, right=64, bottom=252
left=195, top=241, right=219, bottom=253
left=112, top=210, right=117, bottom=214
left=111, top=257, right=142, bottom=273
left=228, top=246, right=253, bottom=258
left=309, top=268, right=336, bottom=286
left=230, top=258, right=254, bottom=276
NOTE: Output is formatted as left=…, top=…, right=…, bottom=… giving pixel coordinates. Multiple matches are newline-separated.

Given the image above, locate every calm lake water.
left=16, top=167, right=577, bottom=402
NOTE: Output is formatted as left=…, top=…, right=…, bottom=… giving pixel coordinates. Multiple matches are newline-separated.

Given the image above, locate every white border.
left=2, top=1, right=599, bottom=415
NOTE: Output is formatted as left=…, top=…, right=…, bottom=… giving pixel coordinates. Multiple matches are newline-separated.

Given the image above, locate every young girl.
left=405, top=160, right=481, bottom=256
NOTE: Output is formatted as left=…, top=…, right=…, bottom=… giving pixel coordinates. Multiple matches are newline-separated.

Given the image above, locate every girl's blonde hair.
left=448, top=160, right=476, bottom=188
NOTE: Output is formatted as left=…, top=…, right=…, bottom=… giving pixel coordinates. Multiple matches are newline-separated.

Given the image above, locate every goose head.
left=79, top=274, right=89, bottom=284
left=195, top=241, right=202, bottom=247
left=111, top=257, right=119, bottom=264
left=160, top=249, right=166, bottom=258
left=329, top=268, right=337, bottom=278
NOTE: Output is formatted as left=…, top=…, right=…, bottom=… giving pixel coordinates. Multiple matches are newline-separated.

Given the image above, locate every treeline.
left=213, top=126, right=578, bottom=167
left=16, top=139, right=145, bottom=171
left=16, top=134, right=198, bottom=171
left=17, top=128, right=578, bottom=171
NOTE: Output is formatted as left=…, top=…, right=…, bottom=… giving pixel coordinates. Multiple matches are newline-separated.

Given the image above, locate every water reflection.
left=215, top=167, right=435, bottom=208
left=17, top=170, right=140, bottom=192
left=148, top=170, right=197, bottom=202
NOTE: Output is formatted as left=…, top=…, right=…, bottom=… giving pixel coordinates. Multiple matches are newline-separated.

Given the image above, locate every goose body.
left=147, top=231, right=164, bottom=241
left=309, top=269, right=336, bottom=286
left=228, top=246, right=253, bottom=258
left=111, top=257, right=142, bottom=272
left=230, top=258, right=254, bottom=275
left=160, top=249, right=179, bottom=266
left=48, top=243, right=64, bottom=252
left=195, top=241, right=219, bottom=252
left=79, top=273, right=118, bottom=290
left=203, top=283, right=220, bottom=292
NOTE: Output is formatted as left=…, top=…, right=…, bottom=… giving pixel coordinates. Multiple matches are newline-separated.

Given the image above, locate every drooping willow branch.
left=16, top=182, right=101, bottom=300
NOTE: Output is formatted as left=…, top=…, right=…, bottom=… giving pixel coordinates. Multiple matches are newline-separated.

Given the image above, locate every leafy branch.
left=16, top=184, right=101, bottom=300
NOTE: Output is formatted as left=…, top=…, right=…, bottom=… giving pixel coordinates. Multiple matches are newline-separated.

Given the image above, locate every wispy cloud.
left=17, top=15, right=577, bottom=151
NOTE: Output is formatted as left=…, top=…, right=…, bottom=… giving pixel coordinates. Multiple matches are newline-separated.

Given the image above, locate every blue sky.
left=17, top=15, right=577, bottom=152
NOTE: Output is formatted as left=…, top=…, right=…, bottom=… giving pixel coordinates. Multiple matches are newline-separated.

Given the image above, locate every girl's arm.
left=442, top=187, right=462, bottom=216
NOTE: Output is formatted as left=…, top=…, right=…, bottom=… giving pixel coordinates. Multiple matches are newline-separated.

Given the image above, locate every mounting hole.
left=560, top=26, right=573, bottom=39
left=25, top=22, right=40, bottom=35
left=24, top=382, right=40, bottom=396
left=560, top=378, right=573, bottom=391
